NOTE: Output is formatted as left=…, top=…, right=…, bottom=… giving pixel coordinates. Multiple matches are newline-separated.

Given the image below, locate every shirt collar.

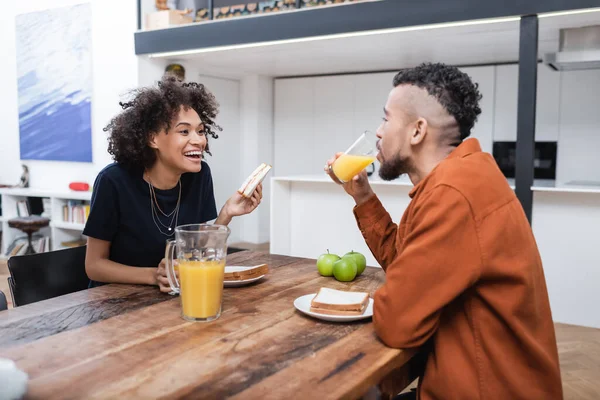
left=408, top=138, right=482, bottom=198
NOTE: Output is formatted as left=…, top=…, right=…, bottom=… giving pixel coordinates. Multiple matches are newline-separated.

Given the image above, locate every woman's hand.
left=155, top=258, right=177, bottom=293
left=216, top=183, right=263, bottom=225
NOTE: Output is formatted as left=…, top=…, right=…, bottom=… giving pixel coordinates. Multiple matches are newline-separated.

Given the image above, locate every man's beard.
left=378, top=153, right=412, bottom=181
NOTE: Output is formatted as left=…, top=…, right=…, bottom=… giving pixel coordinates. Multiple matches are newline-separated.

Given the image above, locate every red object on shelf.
left=69, top=182, right=90, bottom=191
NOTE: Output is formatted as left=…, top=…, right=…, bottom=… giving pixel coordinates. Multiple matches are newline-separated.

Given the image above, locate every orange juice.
left=332, top=154, right=376, bottom=182
left=178, top=260, right=225, bottom=320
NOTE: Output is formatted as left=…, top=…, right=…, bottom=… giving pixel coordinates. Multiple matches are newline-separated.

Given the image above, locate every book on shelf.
left=62, top=200, right=90, bottom=225
left=17, top=200, right=30, bottom=217
left=61, top=238, right=86, bottom=248
left=42, top=198, right=52, bottom=218
left=4, top=234, right=50, bottom=257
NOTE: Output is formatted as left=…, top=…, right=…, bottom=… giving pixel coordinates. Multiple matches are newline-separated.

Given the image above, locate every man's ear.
left=410, top=118, right=428, bottom=146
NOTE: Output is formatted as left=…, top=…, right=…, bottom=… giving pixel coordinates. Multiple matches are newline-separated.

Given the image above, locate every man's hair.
left=393, top=63, right=482, bottom=140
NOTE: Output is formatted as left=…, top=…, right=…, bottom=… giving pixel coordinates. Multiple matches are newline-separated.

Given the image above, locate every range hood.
left=545, top=25, right=600, bottom=71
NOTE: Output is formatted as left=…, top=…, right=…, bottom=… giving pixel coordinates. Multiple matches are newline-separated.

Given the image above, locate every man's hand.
left=325, top=153, right=375, bottom=206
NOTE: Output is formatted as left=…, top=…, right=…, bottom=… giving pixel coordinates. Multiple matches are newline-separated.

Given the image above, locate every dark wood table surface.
left=0, top=251, right=416, bottom=399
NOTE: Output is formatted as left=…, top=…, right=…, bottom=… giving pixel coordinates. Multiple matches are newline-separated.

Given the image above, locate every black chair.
left=0, top=289, right=7, bottom=311
left=227, top=246, right=246, bottom=255
left=7, top=245, right=89, bottom=307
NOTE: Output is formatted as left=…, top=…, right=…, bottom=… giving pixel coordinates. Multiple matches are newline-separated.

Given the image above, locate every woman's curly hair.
left=105, top=76, right=221, bottom=169
left=393, top=63, right=482, bottom=140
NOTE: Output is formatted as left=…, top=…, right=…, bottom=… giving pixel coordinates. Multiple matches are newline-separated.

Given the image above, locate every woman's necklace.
left=145, top=173, right=181, bottom=236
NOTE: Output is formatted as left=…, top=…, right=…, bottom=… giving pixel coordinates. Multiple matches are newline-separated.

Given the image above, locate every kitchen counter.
left=276, top=175, right=600, bottom=194
left=272, top=174, right=414, bottom=187
left=531, top=180, right=600, bottom=194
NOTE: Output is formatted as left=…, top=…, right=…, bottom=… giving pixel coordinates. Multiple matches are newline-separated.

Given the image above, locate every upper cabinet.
left=461, top=66, right=495, bottom=154
left=274, top=77, right=315, bottom=177
left=556, top=69, right=600, bottom=184
left=493, top=64, right=561, bottom=142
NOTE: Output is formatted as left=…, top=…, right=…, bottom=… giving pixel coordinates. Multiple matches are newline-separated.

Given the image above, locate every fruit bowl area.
left=316, top=250, right=367, bottom=282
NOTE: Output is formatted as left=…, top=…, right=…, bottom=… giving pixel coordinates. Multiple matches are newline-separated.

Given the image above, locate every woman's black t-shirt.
left=82, top=162, right=218, bottom=286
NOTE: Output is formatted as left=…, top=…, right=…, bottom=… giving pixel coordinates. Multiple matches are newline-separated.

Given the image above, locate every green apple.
left=343, top=251, right=367, bottom=276
left=333, top=257, right=357, bottom=282
left=316, top=250, right=340, bottom=277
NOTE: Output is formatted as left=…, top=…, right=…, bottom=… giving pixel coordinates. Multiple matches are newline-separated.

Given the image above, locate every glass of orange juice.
left=329, top=130, right=377, bottom=184
left=165, top=224, right=230, bottom=322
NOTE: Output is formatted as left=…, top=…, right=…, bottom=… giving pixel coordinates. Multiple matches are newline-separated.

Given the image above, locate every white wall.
left=239, top=76, right=274, bottom=244
left=196, top=75, right=243, bottom=244
left=0, top=0, right=138, bottom=190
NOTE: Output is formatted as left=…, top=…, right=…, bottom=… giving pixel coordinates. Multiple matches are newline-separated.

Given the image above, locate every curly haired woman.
left=83, top=77, right=262, bottom=292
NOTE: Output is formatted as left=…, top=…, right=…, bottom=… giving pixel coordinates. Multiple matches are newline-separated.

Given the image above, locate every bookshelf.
left=51, top=221, right=87, bottom=230
left=0, top=187, right=92, bottom=258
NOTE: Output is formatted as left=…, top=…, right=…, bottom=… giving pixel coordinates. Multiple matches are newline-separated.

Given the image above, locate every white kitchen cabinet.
left=460, top=66, right=495, bottom=153
left=353, top=72, right=395, bottom=134
left=313, top=75, right=356, bottom=174
left=556, top=69, right=600, bottom=184
left=274, top=77, right=315, bottom=177
left=493, top=64, right=561, bottom=142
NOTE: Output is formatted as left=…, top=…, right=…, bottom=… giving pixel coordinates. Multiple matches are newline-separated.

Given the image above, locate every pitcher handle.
left=165, top=239, right=180, bottom=295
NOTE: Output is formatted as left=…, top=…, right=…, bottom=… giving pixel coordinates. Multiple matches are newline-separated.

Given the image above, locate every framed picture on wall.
left=15, top=3, right=93, bottom=163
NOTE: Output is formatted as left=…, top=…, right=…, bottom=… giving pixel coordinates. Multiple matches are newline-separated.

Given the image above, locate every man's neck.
left=145, top=161, right=181, bottom=190
left=408, top=144, right=458, bottom=186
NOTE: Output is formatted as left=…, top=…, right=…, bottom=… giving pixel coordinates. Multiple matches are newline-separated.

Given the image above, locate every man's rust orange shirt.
left=354, top=138, right=562, bottom=399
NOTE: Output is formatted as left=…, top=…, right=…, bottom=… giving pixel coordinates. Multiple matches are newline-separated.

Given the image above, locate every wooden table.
left=0, top=251, right=417, bottom=399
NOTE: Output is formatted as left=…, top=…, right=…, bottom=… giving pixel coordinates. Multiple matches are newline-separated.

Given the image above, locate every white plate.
left=293, top=293, right=374, bottom=322
left=224, top=275, right=265, bottom=287
left=223, top=266, right=266, bottom=287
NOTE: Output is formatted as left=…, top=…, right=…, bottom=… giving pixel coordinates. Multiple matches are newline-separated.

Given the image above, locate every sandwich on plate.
left=310, top=287, right=370, bottom=316
left=238, top=163, right=272, bottom=198
left=224, top=264, right=269, bottom=281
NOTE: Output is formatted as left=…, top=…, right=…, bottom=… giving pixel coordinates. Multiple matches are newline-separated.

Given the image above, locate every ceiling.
left=148, top=9, right=600, bottom=78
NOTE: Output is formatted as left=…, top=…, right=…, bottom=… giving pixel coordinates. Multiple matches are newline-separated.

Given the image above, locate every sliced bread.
left=310, top=287, right=369, bottom=315
left=238, top=163, right=272, bottom=198
left=224, top=264, right=269, bottom=281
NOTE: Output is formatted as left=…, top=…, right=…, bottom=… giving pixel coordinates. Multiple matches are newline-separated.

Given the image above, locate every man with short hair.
left=326, top=63, right=562, bottom=399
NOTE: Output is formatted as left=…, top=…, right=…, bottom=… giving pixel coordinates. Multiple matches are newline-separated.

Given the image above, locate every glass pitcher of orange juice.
left=329, top=130, right=377, bottom=184
left=165, top=224, right=230, bottom=322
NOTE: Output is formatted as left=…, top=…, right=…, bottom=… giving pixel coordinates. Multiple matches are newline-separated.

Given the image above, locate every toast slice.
left=224, top=264, right=269, bottom=281
left=238, top=163, right=272, bottom=198
left=310, top=287, right=369, bottom=315
left=309, top=306, right=367, bottom=316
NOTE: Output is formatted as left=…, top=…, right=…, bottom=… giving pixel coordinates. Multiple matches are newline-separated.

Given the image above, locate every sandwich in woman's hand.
left=238, top=163, right=272, bottom=198
left=310, top=287, right=370, bottom=316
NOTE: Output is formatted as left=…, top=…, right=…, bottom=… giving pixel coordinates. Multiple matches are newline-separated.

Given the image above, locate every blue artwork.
left=15, top=4, right=92, bottom=162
